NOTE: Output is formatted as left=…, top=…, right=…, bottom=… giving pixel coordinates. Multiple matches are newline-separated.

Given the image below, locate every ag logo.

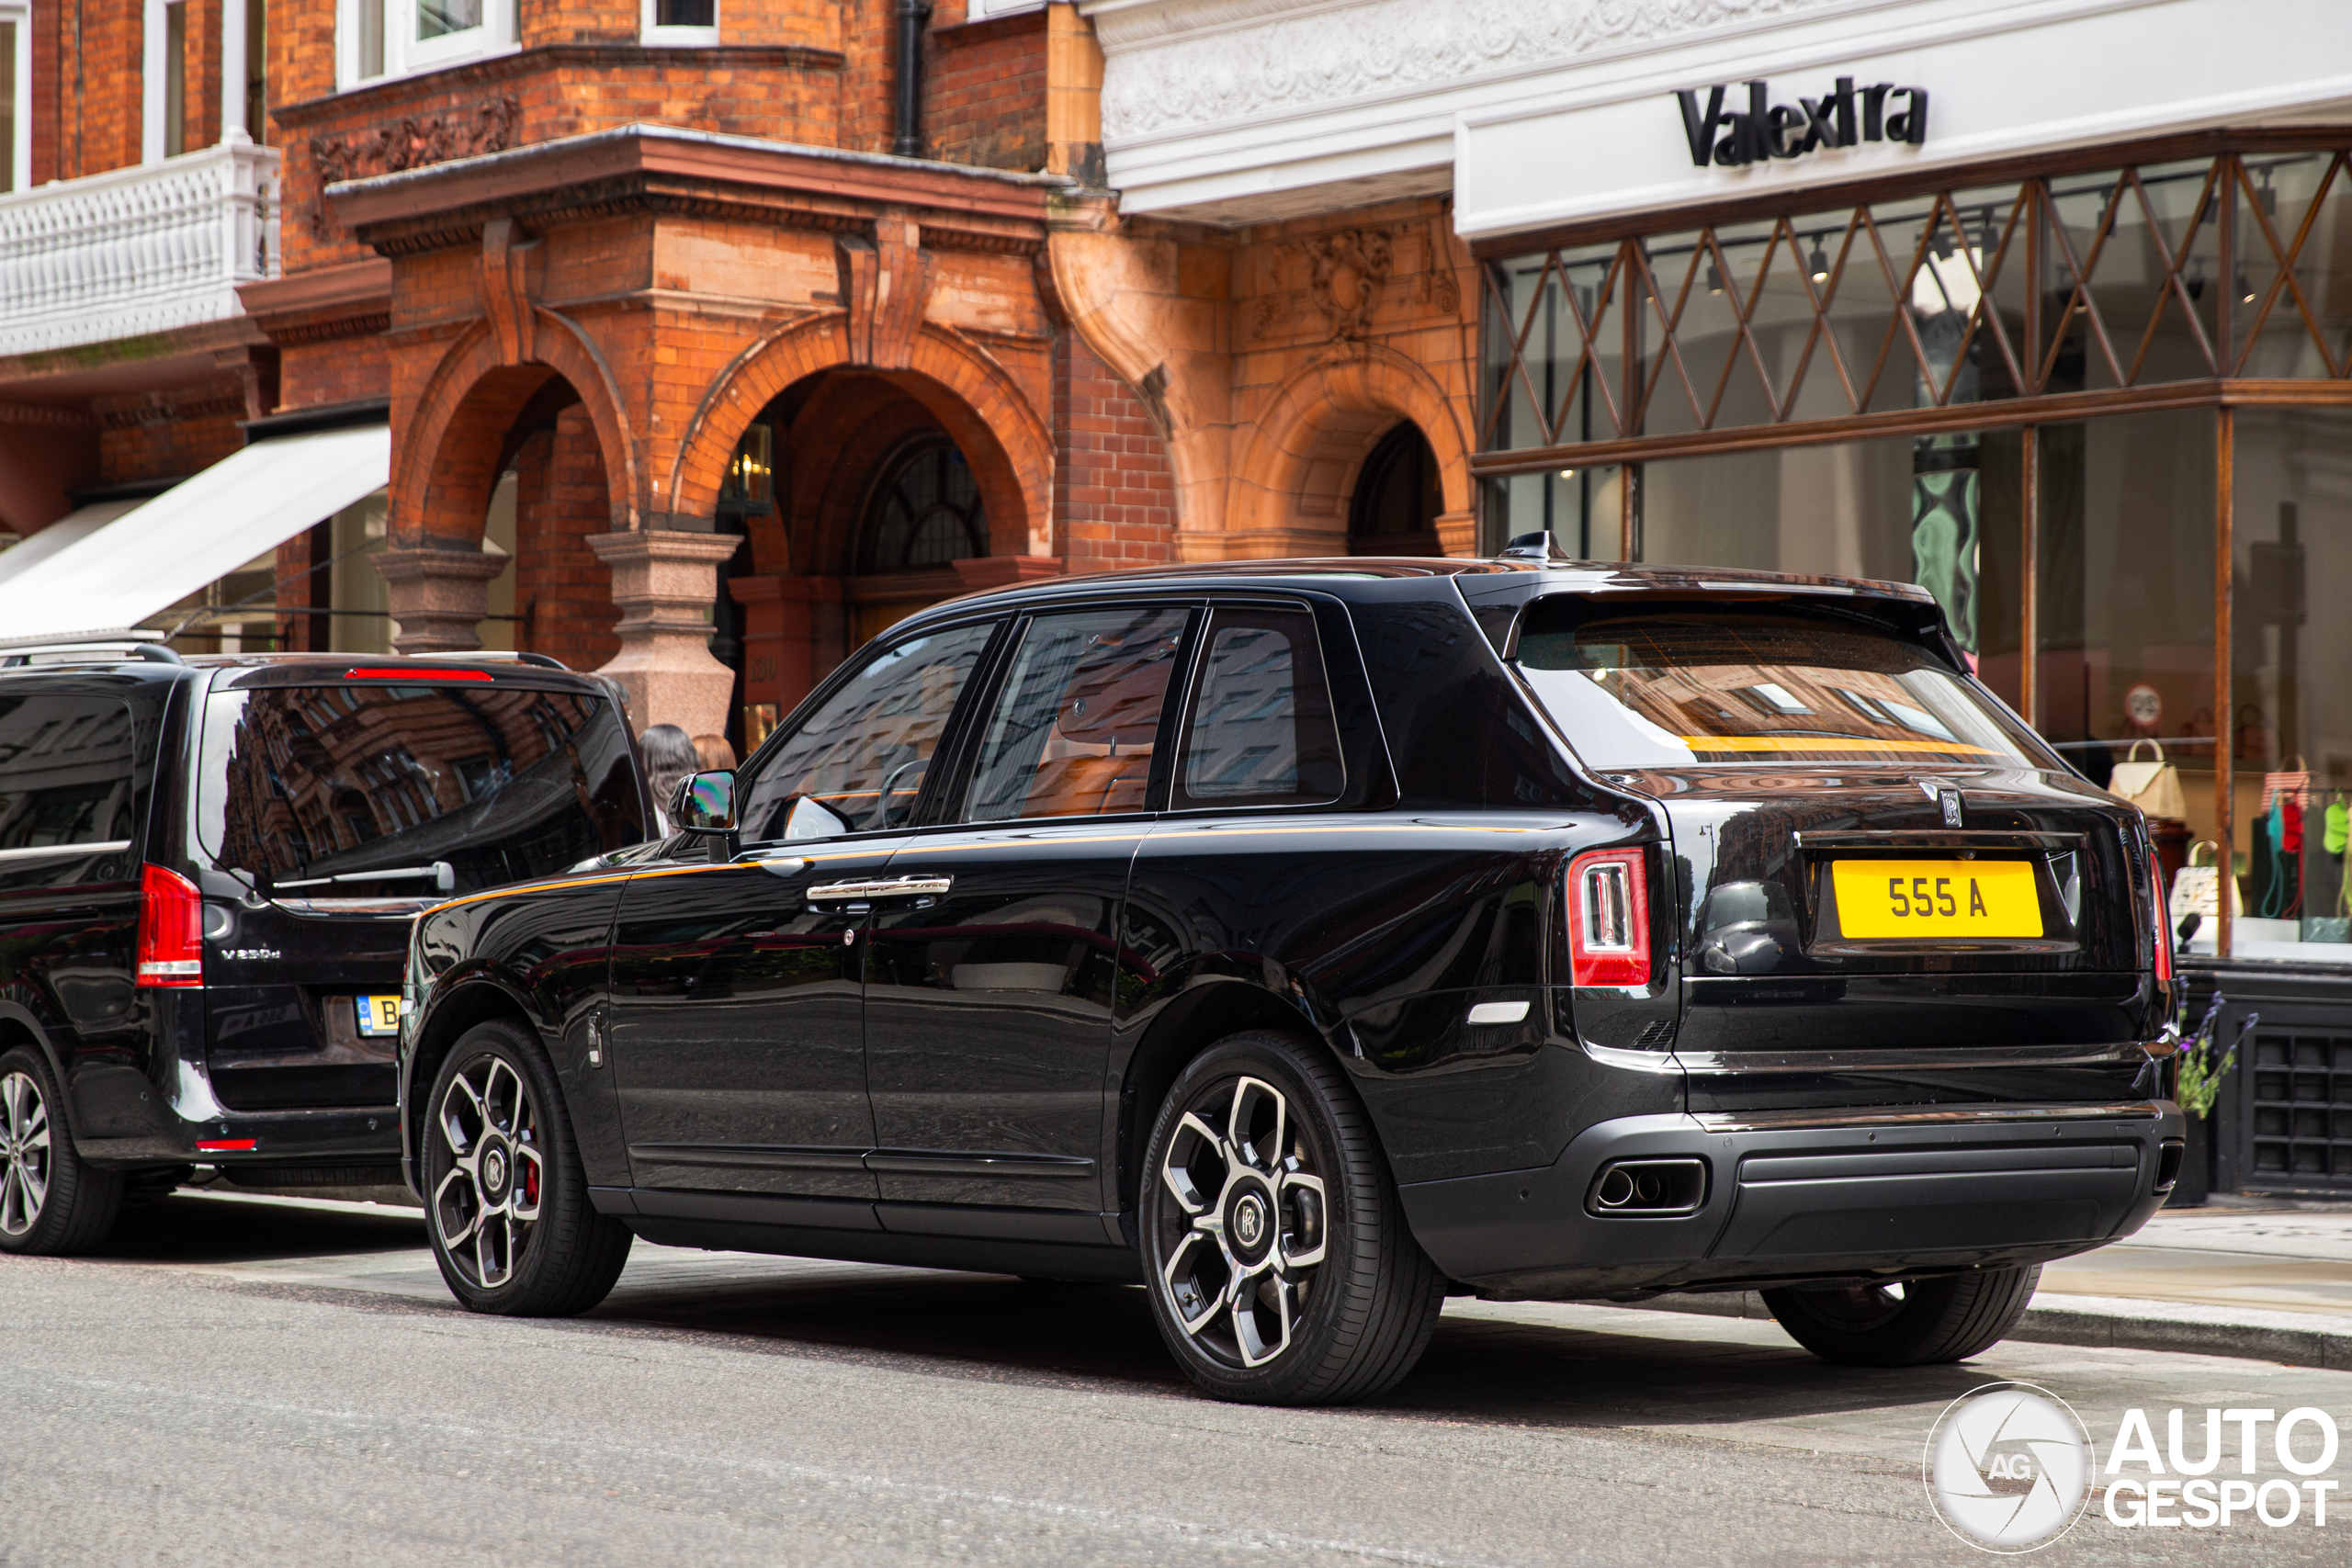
left=1924, top=1382, right=2095, bottom=1552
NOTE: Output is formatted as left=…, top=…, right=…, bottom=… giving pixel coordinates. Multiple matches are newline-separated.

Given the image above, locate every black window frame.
left=1165, top=598, right=1350, bottom=815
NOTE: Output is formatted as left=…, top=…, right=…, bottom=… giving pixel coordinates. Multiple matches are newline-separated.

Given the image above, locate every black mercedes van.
left=0, top=639, right=648, bottom=1255
left=397, top=558, right=2183, bottom=1405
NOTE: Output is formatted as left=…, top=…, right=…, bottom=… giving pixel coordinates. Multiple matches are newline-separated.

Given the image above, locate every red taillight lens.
left=195, top=1138, right=256, bottom=1152
left=2148, top=846, right=2174, bottom=994
left=345, top=666, right=492, bottom=682
left=136, top=863, right=204, bottom=987
left=1567, top=847, right=1652, bottom=987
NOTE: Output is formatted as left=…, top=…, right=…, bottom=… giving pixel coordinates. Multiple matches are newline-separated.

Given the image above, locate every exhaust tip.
left=1587, top=1156, right=1708, bottom=1217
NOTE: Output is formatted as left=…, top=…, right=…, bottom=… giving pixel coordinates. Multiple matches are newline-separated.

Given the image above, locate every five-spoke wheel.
left=0, top=1066, right=51, bottom=1239
left=0, top=1045, right=120, bottom=1256
left=1140, top=1031, right=1442, bottom=1405
left=1157, top=1075, right=1329, bottom=1369
left=432, top=1053, right=546, bottom=1290
left=420, top=1021, right=631, bottom=1315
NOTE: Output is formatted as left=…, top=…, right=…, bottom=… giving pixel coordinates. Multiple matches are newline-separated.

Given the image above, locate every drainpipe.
left=894, top=0, right=933, bottom=159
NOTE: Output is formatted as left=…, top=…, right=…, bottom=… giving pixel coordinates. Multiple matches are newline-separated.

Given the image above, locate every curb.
left=1633, top=1290, right=2352, bottom=1371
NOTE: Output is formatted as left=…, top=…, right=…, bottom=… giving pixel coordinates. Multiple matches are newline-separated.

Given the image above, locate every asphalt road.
left=6, top=1190, right=2351, bottom=1567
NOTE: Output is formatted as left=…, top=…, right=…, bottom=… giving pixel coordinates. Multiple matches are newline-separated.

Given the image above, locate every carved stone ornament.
left=1252, top=220, right=1458, bottom=344
left=309, top=96, right=522, bottom=236
left=1093, top=0, right=1848, bottom=141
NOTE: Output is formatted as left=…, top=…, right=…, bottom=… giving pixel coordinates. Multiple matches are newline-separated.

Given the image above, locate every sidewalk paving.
left=1640, top=1199, right=2352, bottom=1369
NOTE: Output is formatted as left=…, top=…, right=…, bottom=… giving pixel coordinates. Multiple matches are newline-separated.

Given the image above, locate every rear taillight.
left=136, top=863, right=203, bottom=987
left=1567, top=847, right=1652, bottom=987
left=2148, top=846, right=2174, bottom=996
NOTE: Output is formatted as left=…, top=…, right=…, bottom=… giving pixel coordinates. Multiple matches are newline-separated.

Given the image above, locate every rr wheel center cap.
left=481, top=1145, right=509, bottom=1198
left=1230, top=1191, right=1269, bottom=1256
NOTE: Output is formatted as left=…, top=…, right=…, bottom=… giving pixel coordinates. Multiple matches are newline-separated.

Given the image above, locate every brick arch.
left=1231, top=344, right=1473, bottom=543
left=670, top=312, right=1054, bottom=558
left=394, top=308, right=640, bottom=546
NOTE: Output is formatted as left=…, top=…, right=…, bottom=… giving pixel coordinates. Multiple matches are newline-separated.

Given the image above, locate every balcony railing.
left=0, top=136, right=281, bottom=359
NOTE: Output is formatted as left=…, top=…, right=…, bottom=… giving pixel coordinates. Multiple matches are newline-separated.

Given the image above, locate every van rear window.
left=1513, top=604, right=2048, bottom=770
left=197, top=683, right=644, bottom=895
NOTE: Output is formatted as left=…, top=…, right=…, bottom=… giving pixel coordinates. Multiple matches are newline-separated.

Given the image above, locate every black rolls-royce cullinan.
left=398, top=554, right=2184, bottom=1405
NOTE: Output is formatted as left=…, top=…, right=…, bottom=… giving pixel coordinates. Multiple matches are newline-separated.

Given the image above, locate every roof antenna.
left=1499, top=531, right=1572, bottom=563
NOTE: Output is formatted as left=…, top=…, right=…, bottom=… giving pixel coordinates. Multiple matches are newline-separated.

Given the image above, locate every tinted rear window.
left=1513, top=604, right=2047, bottom=769
left=0, top=694, right=138, bottom=849
left=198, top=682, right=644, bottom=894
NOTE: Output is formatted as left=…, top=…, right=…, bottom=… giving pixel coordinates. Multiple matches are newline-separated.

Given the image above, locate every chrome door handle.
left=806, top=874, right=954, bottom=901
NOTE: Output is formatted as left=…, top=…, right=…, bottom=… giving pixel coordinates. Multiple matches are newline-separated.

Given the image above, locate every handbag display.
left=2171, top=839, right=2243, bottom=921
left=2108, top=739, right=2188, bottom=820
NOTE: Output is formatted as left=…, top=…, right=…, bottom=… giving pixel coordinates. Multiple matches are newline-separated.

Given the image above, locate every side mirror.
left=675, top=770, right=737, bottom=829
left=784, top=794, right=850, bottom=841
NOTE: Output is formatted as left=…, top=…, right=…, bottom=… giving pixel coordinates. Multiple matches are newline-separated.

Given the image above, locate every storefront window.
left=2032, top=407, right=2216, bottom=820
left=1480, top=148, right=2352, bottom=458
left=2232, top=409, right=2352, bottom=959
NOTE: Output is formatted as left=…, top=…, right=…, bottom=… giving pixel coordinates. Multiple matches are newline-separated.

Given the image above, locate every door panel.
left=862, top=605, right=1190, bottom=1213
left=604, top=618, right=1001, bottom=1202
left=607, top=848, right=897, bottom=1200
left=864, top=823, right=1144, bottom=1209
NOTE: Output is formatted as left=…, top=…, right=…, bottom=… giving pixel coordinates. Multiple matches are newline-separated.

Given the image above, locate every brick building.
left=0, top=1, right=1480, bottom=742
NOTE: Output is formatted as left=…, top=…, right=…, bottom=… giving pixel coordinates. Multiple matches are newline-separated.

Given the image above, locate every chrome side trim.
left=0, top=839, right=130, bottom=863
left=864, top=1149, right=1096, bottom=1179
left=626, top=1144, right=872, bottom=1172
left=1677, top=1041, right=2154, bottom=1075
left=1794, top=829, right=2085, bottom=850
left=807, top=874, right=955, bottom=901
left=1691, top=1100, right=2165, bottom=1134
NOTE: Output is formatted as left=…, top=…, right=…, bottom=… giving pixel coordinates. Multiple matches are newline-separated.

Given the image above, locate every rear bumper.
left=1396, top=1099, right=2181, bottom=1300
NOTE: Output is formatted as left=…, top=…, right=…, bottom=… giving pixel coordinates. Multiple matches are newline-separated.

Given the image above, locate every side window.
left=0, top=694, right=138, bottom=850
left=1172, top=606, right=1344, bottom=810
left=737, top=622, right=997, bottom=840
left=963, top=607, right=1191, bottom=822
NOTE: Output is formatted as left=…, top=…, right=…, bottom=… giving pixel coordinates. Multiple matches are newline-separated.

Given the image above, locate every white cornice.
left=1086, top=0, right=1857, bottom=143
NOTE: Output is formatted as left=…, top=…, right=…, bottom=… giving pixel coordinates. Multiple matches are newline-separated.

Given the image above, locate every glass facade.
left=1476, top=134, right=2352, bottom=964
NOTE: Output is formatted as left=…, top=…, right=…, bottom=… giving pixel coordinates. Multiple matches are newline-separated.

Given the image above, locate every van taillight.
left=1567, top=847, right=1651, bottom=987
left=2148, top=846, right=2174, bottom=997
left=136, top=864, right=203, bottom=987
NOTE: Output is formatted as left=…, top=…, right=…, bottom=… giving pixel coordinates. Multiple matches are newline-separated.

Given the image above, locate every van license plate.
left=356, top=995, right=404, bottom=1037
left=1832, top=860, right=2041, bottom=939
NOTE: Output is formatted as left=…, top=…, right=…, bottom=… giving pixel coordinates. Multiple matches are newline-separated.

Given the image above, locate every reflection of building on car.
left=398, top=559, right=2184, bottom=1407
left=0, top=634, right=650, bottom=1258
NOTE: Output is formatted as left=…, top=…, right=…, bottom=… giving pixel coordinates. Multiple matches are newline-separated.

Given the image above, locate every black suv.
left=0, top=640, right=648, bottom=1255
left=400, top=560, right=2182, bottom=1405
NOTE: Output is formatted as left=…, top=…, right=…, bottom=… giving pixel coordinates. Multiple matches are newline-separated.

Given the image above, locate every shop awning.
left=0, top=498, right=146, bottom=588
left=0, top=423, right=390, bottom=638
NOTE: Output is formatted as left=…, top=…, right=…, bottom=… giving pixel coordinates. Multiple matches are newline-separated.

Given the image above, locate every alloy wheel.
left=1155, top=1075, right=1329, bottom=1369
left=0, top=1070, right=49, bottom=1237
left=432, top=1055, right=544, bottom=1290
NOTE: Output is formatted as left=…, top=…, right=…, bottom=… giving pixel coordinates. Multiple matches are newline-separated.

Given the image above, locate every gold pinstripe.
left=415, top=819, right=1562, bottom=918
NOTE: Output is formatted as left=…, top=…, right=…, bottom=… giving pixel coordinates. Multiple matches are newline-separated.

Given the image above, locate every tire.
left=0, top=1045, right=122, bottom=1257
left=1762, top=1263, right=2042, bottom=1367
left=1139, top=1030, right=1443, bottom=1405
left=420, top=1020, right=631, bottom=1315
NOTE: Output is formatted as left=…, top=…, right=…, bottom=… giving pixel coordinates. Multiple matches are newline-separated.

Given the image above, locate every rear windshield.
left=198, top=682, right=645, bottom=895
left=1512, top=604, right=2048, bottom=770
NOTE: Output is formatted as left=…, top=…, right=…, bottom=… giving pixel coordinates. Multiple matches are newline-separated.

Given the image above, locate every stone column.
left=587, top=530, right=744, bottom=737
left=375, top=544, right=508, bottom=654
left=1435, top=509, right=1478, bottom=558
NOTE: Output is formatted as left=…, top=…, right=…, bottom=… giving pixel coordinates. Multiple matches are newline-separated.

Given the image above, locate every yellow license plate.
left=357, top=995, right=404, bottom=1038
left=1832, top=860, right=2042, bottom=939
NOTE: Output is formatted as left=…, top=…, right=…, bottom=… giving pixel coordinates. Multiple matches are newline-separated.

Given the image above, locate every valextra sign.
left=1674, top=78, right=1930, bottom=167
